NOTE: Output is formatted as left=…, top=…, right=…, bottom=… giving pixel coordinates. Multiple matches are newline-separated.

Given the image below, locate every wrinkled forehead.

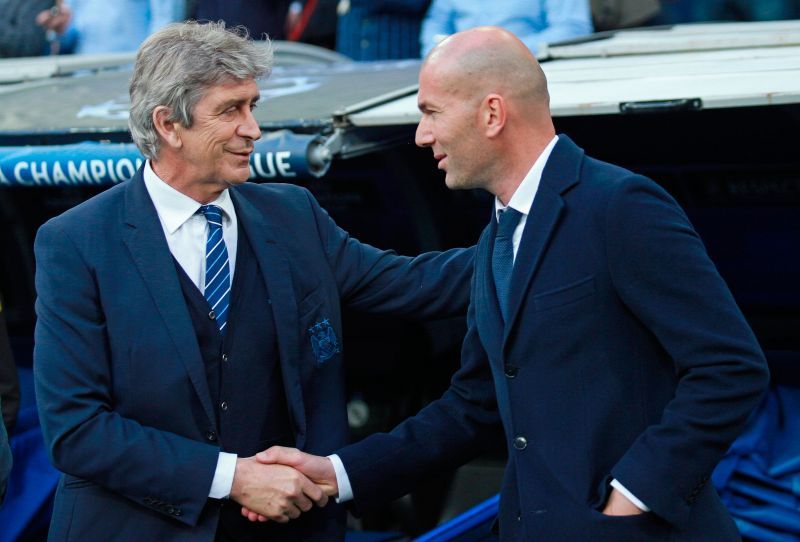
left=198, top=77, right=261, bottom=105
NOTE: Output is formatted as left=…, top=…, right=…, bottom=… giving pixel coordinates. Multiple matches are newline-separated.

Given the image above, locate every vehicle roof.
left=0, top=20, right=798, bottom=138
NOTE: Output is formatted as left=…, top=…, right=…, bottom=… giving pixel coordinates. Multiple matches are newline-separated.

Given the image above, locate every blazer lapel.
left=121, top=171, right=216, bottom=427
left=503, top=136, right=584, bottom=348
left=230, top=190, right=308, bottom=449
left=475, top=215, right=503, bottom=357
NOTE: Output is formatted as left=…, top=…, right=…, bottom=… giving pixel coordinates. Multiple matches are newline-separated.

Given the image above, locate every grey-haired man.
left=33, top=21, right=472, bottom=541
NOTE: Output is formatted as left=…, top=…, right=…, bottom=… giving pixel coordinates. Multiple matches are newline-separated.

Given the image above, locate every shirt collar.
left=143, top=160, right=236, bottom=234
left=495, top=134, right=559, bottom=221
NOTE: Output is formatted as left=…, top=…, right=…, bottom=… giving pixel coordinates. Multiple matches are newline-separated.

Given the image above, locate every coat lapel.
left=230, top=190, right=308, bottom=449
left=121, top=171, right=216, bottom=427
left=503, top=136, right=583, bottom=349
left=475, top=217, right=503, bottom=357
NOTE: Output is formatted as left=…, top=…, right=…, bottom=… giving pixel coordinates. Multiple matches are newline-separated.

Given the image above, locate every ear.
left=482, top=93, right=506, bottom=138
left=152, top=106, right=182, bottom=150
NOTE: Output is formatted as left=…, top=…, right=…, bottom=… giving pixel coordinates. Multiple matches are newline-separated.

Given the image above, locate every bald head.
left=423, top=26, right=550, bottom=111
left=415, top=26, right=556, bottom=202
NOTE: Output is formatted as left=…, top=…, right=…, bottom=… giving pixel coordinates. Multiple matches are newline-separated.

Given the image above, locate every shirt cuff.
left=610, top=478, right=651, bottom=512
left=209, top=452, right=237, bottom=499
left=327, top=454, right=353, bottom=503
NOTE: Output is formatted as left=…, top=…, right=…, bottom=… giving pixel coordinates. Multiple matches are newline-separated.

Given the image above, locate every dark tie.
left=199, top=205, right=231, bottom=335
left=492, top=207, right=522, bottom=322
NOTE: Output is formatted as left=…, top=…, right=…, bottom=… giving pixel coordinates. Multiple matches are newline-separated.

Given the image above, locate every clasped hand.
left=231, top=447, right=338, bottom=523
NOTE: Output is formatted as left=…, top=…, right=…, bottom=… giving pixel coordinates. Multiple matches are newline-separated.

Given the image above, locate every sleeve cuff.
left=327, top=454, right=353, bottom=503
left=209, top=452, right=237, bottom=499
left=610, top=478, right=651, bottom=512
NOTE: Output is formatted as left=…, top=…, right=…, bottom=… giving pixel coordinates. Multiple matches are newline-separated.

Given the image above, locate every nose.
left=238, top=107, right=262, bottom=141
left=415, top=117, right=433, bottom=148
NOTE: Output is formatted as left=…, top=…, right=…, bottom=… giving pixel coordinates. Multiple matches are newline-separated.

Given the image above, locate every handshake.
left=230, top=446, right=338, bottom=523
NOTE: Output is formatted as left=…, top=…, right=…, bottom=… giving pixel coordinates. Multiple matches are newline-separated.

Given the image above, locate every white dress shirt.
left=335, top=134, right=649, bottom=512
left=142, top=161, right=238, bottom=499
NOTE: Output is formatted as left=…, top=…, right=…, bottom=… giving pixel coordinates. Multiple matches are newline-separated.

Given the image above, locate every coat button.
left=221, top=353, right=229, bottom=363
left=504, top=365, right=518, bottom=378
left=205, top=430, right=217, bottom=442
left=513, top=436, right=527, bottom=450
left=208, top=310, right=216, bottom=320
left=220, top=401, right=228, bottom=411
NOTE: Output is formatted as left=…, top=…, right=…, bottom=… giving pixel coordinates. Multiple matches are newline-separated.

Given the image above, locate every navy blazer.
left=338, top=136, right=769, bottom=541
left=33, top=170, right=473, bottom=542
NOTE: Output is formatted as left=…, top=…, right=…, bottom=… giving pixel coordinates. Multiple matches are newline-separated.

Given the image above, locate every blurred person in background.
left=190, top=0, right=338, bottom=49
left=0, top=0, right=69, bottom=57
left=421, top=0, right=594, bottom=56
left=696, top=0, right=800, bottom=21
left=590, top=0, right=661, bottom=31
left=654, top=0, right=800, bottom=24
left=191, top=0, right=295, bottom=40
left=285, top=0, right=338, bottom=50
left=335, top=0, right=431, bottom=60
left=56, top=0, right=185, bottom=54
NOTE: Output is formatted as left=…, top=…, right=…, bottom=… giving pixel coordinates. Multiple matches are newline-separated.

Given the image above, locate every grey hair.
left=129, top=21, right=272, bottom=159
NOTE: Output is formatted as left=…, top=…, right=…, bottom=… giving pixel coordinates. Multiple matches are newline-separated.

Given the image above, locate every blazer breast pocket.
left=533, top=275, right=595, bottom=312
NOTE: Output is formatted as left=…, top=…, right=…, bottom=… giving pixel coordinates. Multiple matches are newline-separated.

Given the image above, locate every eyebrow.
left=218, top=94, right=261, bottom=110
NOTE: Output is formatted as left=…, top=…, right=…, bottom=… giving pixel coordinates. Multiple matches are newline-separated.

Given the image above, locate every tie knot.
left=199, top=205, right=224, bottom=226
left=497, top=208, right=522, bottom=237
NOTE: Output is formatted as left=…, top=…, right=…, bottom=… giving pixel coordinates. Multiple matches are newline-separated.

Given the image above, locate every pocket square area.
left=309, top=318, right=340, bottom=365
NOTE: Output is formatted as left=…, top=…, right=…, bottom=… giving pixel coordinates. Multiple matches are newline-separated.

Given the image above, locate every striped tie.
left=492, top=207, right=522, bottom=323
left=199, top=205, right=230, bottom=335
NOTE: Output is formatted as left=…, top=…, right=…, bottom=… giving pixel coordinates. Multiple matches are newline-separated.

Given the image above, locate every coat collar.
left=503, top=135, right=584, bottom=347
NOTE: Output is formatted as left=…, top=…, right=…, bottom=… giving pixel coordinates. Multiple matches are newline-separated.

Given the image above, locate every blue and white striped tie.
left=199, top=205, right=230, bottom=335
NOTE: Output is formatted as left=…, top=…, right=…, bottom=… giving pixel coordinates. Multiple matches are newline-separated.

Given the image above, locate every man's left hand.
left=602, top=488, right=645, bottom=516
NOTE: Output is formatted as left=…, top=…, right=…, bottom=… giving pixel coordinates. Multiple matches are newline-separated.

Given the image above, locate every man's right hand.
left=241, top=447, right=339, bottom=522
left=229, top=455, right=328, bottom=523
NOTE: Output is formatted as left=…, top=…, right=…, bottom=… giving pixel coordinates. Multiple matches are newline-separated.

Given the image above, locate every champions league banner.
left=0, top=131, right=332, bottom=187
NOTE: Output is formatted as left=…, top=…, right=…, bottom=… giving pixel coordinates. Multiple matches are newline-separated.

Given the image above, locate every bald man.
left=251, top=27, right=769, bottom=540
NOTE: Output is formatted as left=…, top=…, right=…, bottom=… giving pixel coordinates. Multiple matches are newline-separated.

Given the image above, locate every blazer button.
left=513, top=436, right=527, bottom=450
left=504, top=365, right=518, bottom=378
left=221, top=353, right=229, bottom=363
left=208, top=310, right=216, bottom=320
left=220, top=401, right=229, bottom=411
left=205, top=430, right=217, bottom=442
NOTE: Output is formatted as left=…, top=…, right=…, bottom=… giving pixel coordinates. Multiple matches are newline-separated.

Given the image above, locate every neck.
left=492, top=128, right=554, bottom=205
left=151, top=158, right=225, bottom=204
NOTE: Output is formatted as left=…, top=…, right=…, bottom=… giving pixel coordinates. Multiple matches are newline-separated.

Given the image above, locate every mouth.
left=227, top=149, right=253, bottom=161
left=433, top=153, right=447, bottom=170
